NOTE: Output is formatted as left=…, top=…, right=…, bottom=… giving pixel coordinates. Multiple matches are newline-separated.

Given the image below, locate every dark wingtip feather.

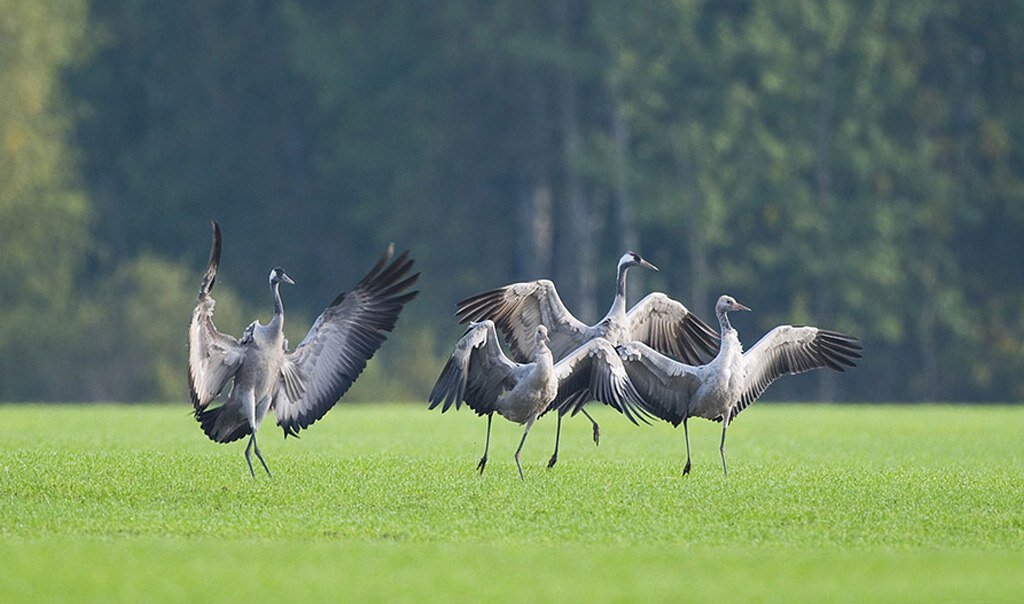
left=382, top=273, right=421, bottom=297
left=456, top=287, right=500, bottom=309
left=197, top=220, right=222, bottom=301
left=390, top=289, right=420, bottom=308
left=329, top=251, right=419, bottom=309
left=370, top=244, right=396, bottom=278
left=187, top=367, right=204, bottom=413
left=814, top=330, right=863, bottom=372
left=685, top=314, right=721, bottom=361
left=818, top=330, right=863, bottom=350
left=455, top=287, right=508, bottom=323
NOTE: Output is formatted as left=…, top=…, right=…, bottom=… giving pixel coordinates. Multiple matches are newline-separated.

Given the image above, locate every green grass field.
left=1, top=402, right=1022, bottom=602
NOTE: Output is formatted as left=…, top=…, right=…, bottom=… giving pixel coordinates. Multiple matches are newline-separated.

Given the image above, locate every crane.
left=429, top=321, right=649, bottom=479
left=616, top=295, right=861, bottom=475
left=456, top=251, right=718, bottom=465
left=188, top=221, right=419, bottom=477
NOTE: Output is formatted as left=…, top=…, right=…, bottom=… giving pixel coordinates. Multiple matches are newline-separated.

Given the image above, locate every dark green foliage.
left=0, top=0, right=92, bottom=400
left=2, top=0, right=1023, bottom=401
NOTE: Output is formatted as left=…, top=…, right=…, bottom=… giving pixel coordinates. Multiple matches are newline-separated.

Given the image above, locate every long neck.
left=717, top=307, right=733, bottom=335
left=610, top=263, right=629, bottom=315
left=270, top=281, right=285, bottom=330
left=534, top=341, right=554, bottom=371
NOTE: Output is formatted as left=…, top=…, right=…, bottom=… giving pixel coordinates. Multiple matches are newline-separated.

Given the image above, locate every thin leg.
left=252, top=434, right=272, bottom=477
left=514, top=416, right=536, bottom=481
left=580, top=407, right=600, bottom=445
left=682, top=417, right=692, bottom=476
left=241, top=391, right=259, bottom=479
left=477, top=414, right=492, bottom=474
left=244, top=435, right=256, bottom=479
left=547, top=413, right=562, bottom=468
left=719, top=410, right=731, bottom=477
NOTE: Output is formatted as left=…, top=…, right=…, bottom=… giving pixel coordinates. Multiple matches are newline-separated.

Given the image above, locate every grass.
left=1, top=402, right=1022, bottom=602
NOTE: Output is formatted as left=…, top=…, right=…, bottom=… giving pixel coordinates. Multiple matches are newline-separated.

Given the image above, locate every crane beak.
left=282, top=273, right=296, bottom=285
left=735, top=302, right=751, bottom=312
left=640, top=258, right=659, bottom=272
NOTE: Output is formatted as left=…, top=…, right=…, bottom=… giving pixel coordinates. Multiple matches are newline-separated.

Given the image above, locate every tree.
left=2, top=0, right=1019, bottom=402
left=0, top=0, right=92, bottom=400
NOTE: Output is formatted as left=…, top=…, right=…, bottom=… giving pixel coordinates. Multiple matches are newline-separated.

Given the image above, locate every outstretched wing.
left=627, top=293, right=720, bottom=364
left=727, top=326, right=862, bottom=422
left=428, top=321, right=521, bottom=416
left=273, top=245, right=419, bottom=436
left=188, top=220, right=243, bottom=414
left=615, top=341, right=704, bottom=427
left=456, top=280, right=590, bottom=362
left=548, top=339, right=652, bottom=426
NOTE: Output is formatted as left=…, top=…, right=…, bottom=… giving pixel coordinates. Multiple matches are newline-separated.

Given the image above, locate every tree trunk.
left=670, top=132, right=710, bottom=315
left=515, top=59, right=555, bottom=281
left=815, top=54, right=838, bottom=402
left=517, top=183, right=554, bottom=279
left=688, top=229, right=710, bottom=317
left=556, top=0, right=596, bottom=322
left=610, top=89, right=642, bottom=303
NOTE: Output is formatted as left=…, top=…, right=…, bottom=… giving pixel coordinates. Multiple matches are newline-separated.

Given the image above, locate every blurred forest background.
left=1, top=0, right=1022, bottom=403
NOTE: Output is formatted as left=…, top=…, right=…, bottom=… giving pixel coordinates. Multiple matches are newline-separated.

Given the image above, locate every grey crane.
left=616, top=295, right=862, bottom=475
left=188, top=221, right=419, bottom=477
left=428, top=321, right=649, bottom=479
left=455, top=251, right=718, bottom=466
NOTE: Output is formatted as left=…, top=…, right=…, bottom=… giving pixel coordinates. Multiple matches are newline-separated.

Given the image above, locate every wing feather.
left=547, top=339, right=653, bottom=425
left=728, top=326, right=862, bottom=421
left=615, top=342, right=704, bottom=427
left=428, top=321, right=520, bottom=416
left=456, top=280, right=590, bottom=362
left=195, top=397, right=251, bottom=444
left=627, top=293, right=720, bottom=364
left=273, top=245, right=420, bottom=436
left=187, top=221, right=243, bottom=414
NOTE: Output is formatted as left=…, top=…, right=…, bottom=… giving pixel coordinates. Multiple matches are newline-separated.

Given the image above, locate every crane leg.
left=244, top=436, right=256, bottom=479
left=682, top=418, right=692, bottom=476
left=244, top=433, right=272, bottom=478
left=547, top=413, right=562, bottom=468
left=240, top=391, right=267, bottom=478
left=514, top=416, right=536, bottom=481
left=719, top=410, right=731, bottom=477
left=252, top=434, right=272, bottom=477
left=477, top=414, right=493, bottom=474
left=580, top=407, right=600, bottom=445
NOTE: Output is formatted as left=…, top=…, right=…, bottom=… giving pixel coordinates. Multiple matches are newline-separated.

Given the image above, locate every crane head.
left=716, top=295, right=750, bottom=314
left=269, top=267, right=295, bottom=287
left=619, top=251, right=658, bottom=272
left=535, top=324, right=550, bottom=346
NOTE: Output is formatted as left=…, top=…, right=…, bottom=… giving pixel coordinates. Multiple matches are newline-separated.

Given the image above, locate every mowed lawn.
left=1, top=402, right=1022, bottom=602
